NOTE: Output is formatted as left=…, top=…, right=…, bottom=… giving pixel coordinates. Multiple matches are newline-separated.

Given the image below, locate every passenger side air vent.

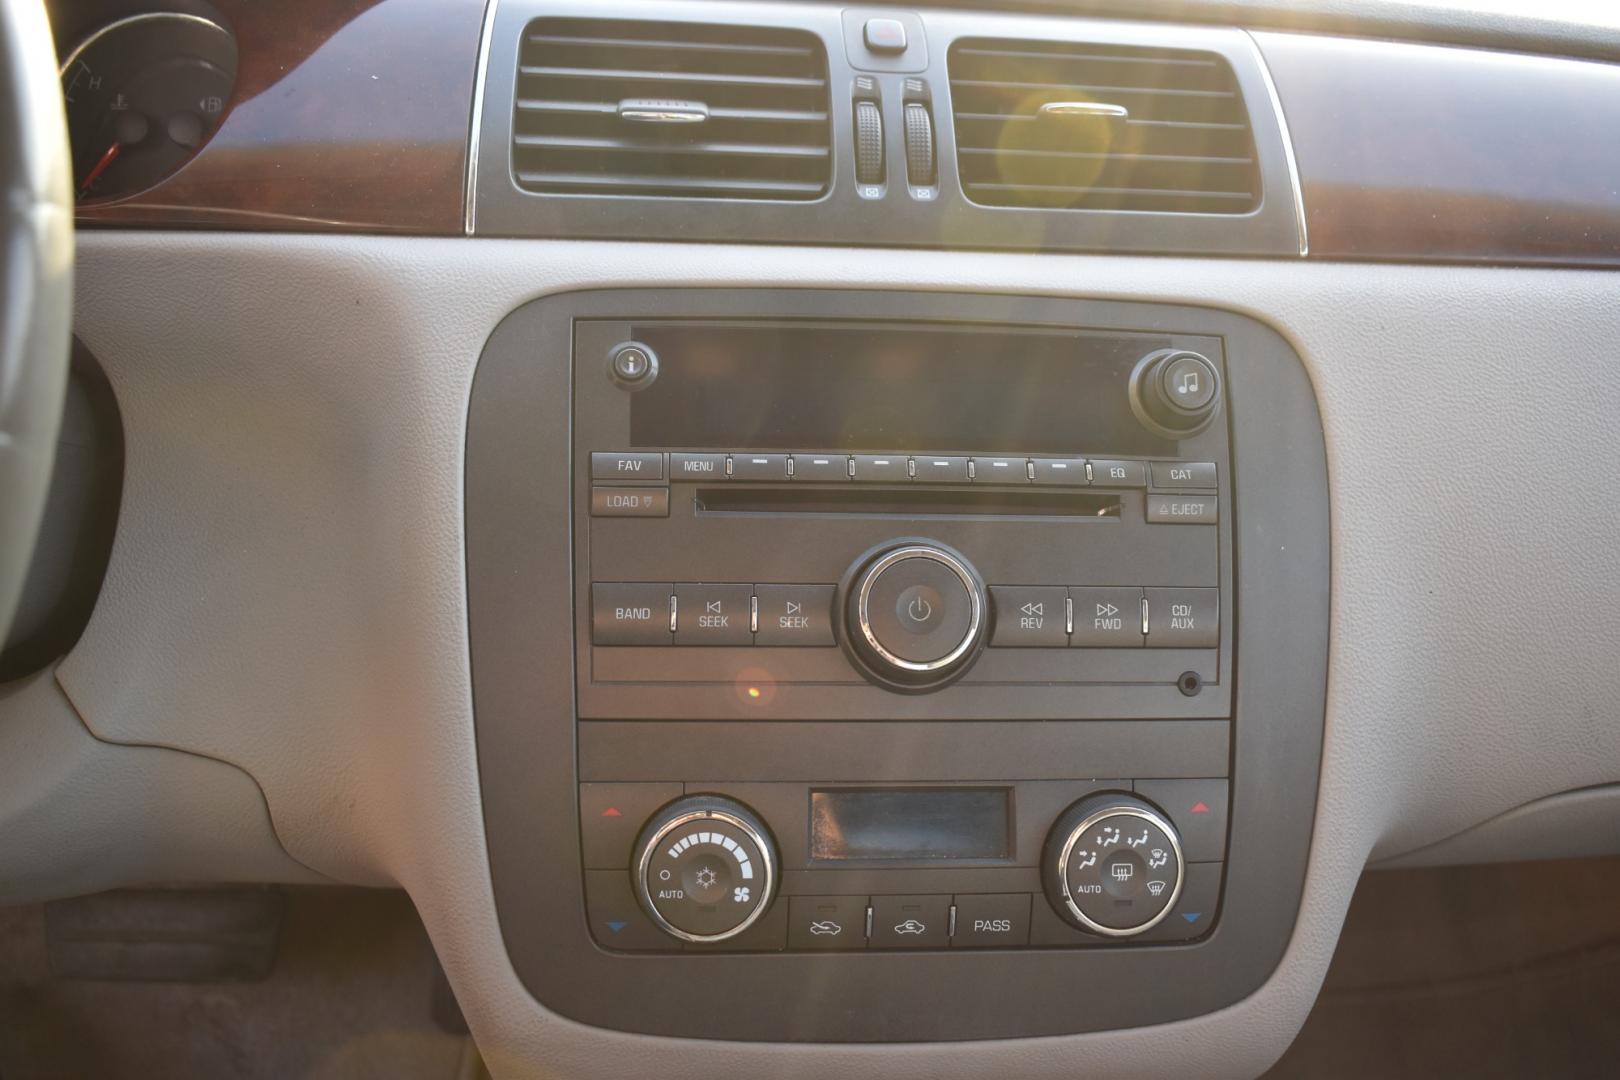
left=949, top=39, right=1260, bottom=213
left=512, top=19, right=832, bottom=200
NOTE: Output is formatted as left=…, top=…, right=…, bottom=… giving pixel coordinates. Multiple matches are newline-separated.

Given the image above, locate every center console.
left=465, top=289, right=1328, bottom=1042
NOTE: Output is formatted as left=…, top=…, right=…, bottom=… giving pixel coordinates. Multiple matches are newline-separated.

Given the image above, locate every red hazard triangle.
left=1190, top=802, right=1211, bottom=814
left=601, top=807, right=623, bottom=817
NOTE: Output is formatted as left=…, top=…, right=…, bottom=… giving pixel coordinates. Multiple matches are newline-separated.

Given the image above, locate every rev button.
left=990, top=586, right=1067, bottom=647
left=675, top=584, right=753, bottom=645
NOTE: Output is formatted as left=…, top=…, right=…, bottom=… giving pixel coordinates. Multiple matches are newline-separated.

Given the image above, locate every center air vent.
left=949, top=39, right=1260, bottom=213
left=513, top=19, right=832, bottom=200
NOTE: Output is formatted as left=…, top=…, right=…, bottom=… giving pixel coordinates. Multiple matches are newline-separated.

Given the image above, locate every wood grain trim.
left=1256, top=31, right=1620, bottom=267
left=72, top=0, right=485, bottom=234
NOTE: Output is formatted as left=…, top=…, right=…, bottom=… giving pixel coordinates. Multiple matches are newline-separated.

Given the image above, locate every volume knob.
left=844, top=541, right=988, bottom=692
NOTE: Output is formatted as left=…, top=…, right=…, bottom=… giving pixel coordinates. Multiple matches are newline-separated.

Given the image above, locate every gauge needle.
left=79, top=142, right=121, bottom=198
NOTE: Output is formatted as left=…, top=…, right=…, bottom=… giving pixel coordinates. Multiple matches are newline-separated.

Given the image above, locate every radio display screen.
left=809, top=788, right=1011, bottom=861
left=625, top=322, right=1178, bottom=455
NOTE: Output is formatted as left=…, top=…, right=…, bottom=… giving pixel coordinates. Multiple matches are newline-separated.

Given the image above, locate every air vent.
left=949, top=40, right=1260, bottom=213
left=512, top=19, right=831, bottom=200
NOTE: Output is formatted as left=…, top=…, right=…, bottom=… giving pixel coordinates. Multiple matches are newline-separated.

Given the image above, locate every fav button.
left=590, top=452, right=663, bottom=481
left=951, top=894, right=1031, bottom=948
left=674, top=583, right=754, bottom=645
left=755, top=584, right=836, bottom=646
left=869, top=895, right=950, bottom=949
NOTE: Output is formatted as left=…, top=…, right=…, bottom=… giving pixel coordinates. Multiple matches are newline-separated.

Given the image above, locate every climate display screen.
left=809, top=788, right=1012, bottom=861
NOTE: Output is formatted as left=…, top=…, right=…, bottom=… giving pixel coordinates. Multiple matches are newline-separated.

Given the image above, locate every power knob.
left=633, top=795, right=778, bottom=944
left=1129, top=349, right=1222, bottom=438
left=843, top=540, right=988, bottom=693
left=1042, top=793, right=1185, bottom=937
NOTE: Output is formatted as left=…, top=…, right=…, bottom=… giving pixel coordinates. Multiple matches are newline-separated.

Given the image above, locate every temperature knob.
left=633, top=795, right=778, bottom=943
left=1042, top=793, right=1185, bottom=937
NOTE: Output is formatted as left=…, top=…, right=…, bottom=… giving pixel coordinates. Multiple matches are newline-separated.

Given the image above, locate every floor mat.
left=1267, top=857, right=1620, bottom=1079
left=0, top=887, right=477, bottom=1080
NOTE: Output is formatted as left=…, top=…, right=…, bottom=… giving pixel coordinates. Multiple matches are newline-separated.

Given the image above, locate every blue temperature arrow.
left=1182, top=912, right=1202, bottom=924
left=606, top=920, right=628, bottom=934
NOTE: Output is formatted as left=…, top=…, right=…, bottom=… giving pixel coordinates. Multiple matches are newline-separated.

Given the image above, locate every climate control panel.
left=584, top=781, right=1225, bottom=954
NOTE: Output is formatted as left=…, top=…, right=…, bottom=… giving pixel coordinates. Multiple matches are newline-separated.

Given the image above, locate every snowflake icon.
left=694, top=866, right=718, bottom=889
left=733, top=887, right=751, bottom=904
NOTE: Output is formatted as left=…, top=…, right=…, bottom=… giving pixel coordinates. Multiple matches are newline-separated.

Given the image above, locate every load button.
left=1145, top=588, right=1219, bottom=648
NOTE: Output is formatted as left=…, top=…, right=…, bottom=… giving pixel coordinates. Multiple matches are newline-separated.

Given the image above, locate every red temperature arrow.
left=1190, top=801, right=1211, bottom=814
left=601, top=807, right=623, bottom=817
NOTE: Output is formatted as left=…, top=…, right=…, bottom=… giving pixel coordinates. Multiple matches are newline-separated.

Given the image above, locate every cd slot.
left=695, top=487, right=1123, bottom=518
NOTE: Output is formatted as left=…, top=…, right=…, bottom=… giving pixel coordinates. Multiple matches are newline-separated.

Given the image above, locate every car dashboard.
left=3, top=0, right=1620, bottom=1076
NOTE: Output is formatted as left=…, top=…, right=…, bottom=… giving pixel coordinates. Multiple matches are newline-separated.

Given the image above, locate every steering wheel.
left=0, top=0, right=73, bottom=642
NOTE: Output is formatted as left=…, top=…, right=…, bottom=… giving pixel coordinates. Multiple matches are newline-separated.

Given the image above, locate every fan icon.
left=733, top=887, right=751, bottom=904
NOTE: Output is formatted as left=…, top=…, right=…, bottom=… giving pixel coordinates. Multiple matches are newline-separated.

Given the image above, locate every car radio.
left=465, top=289, right=1328, bottom=1042
left=574, top=316, right=1233, bottom=718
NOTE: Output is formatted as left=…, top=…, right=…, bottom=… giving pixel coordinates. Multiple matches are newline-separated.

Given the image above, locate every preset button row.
left=592, top=583, right=836, bottom=646
left=593, top=451, right=1218, bottom=489
left=989, top=586, right=1219, bottom=648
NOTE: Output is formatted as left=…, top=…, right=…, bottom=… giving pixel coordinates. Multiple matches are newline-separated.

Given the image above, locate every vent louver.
left=949, top=39, right=1261, bottom=213
left=512, top=19, right=832, bottom=200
